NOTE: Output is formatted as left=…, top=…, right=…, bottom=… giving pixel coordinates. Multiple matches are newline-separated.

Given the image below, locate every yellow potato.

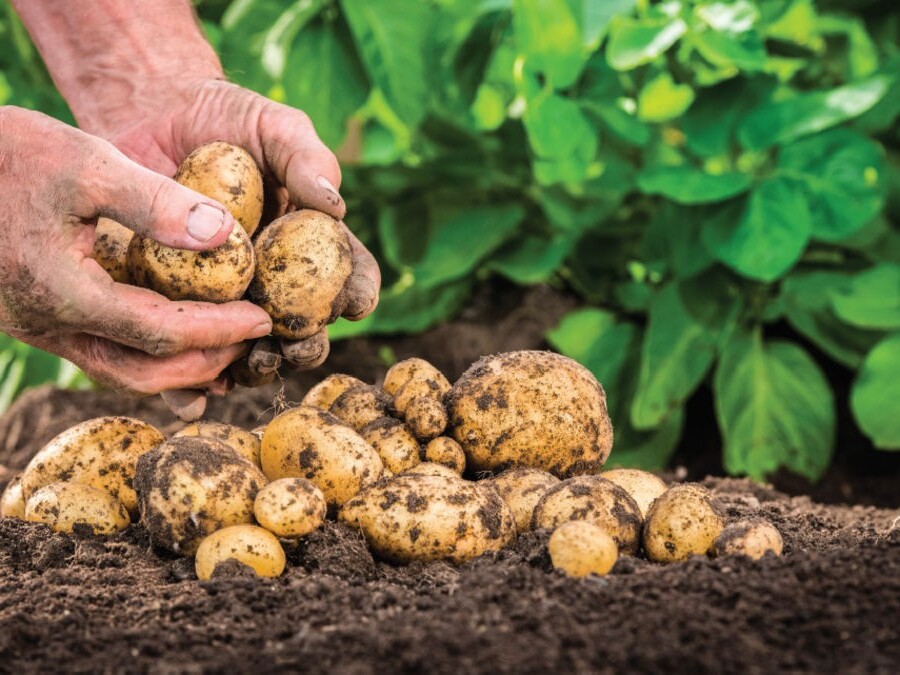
left=134, top=436, right=267, bottom=555
left=195, top=525, right=286, bottom=581
left=174, top=421, right=262, bottom=467
left=254, top=477, right=327, bottom=539
left=361, top=418, right=421, bottom=474
left=532, top=476, right=642, bottom=555
left=339, top=474, right=515, bottom=564
left=392, top=377, right=449, bottom=416
left=488, top=467, right=560, bottom=533
left=643, top=484, right=725, bottom=563
left=404, top=396, right=448, bottom=441
left=446, top=351, right=613, bottom=477
left=329, top=384, right=391, bottom=432
left=714, top=519, right=783, bottom=560
left=25, top=482, right=129, bottom=534
left=383, top=358, right=449, bottom=397
left=260, top=406, right=383, bottom=509
left=423, top=437, right=465, bottom=475
left=401, top=462, right=462, bottom=480
left=91, top=217, right=133, bottom=283
left=302, top=374, right=365, bottom=410
left=548, top=520, right=618, bottom=578
left=21, top=416, right=164, bottom=519
left=1, top=474, right=26, bottom=519
left=600, top=468, right=667, bottom=518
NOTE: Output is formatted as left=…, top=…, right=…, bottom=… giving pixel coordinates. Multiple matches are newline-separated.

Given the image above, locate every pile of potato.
left=0, top=351, right=783, bottom=580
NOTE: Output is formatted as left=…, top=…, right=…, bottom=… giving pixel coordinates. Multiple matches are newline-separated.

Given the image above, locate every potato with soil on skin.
left=403, top=396, right=449, bottom=441
left=20, top=416, right=164, bottom=519
left=549, top=520, right=618, bottom=578
left=423, top=437, right=465, bottom=475
left=302, top=374, right=365, bottom=410
left=600, top=468, right=668, bottom=518
left=134, top=436, right=267, bottom=555
left=714, top=519, right=783, bottom=560
left=174, top=421, right=262, bottom=468
left=446, top=351, right=613, bottom=477
left=383, top=358, right=450, bottom=397
left=260, top=405, right=383, bottom=509
left=643, top=484, right=725, bottom=563
left=532, top=476, right=642, bottom=555
left=488, top=467, right=560, bottom=533
left=91, top=218, right=133, bottom=283
left=194, top=524, right=285, bottom=581
left=249, top=209, right=353, bottom=339
left=401, top=462, right=461, bottom=480
left=339, top=474, right=516, bottom=564
left=361, top=418, right=421, bottom=474
left=254, top=477, right=327, bottom=539
left=329, top=384, right=391, bottom=432
left=0, top=474, right=26, bottom=519
left=25, top=482, right=130, bottom=534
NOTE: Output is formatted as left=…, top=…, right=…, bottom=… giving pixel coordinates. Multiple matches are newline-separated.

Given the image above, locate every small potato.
left=25, top=482, right=129, bottom=534
left=404, top=396, right=448, bottom=441
left=329, top=385, right=391, bottom=432
left=21, top=416, right=165, bottom=519
left=1, top=474, right=26, bottom=519
left=254, top=477, right=327, bottom=539
left=600, top=468, right=667, bottom=518
left=174, top=421, right=262, bottom=468
left=643, top=484, right=725, bottom=563
left=302, top=374, right=365, bottom=410
left=361, top=418, right=421, bottom=474
left=401, top=462, right=461, bottom=480
left=532, top=476, right=642, bottom=555
left=549, top=521, right=618, bottom=578
left=383, top=358, right=449, bottom=397
left=92, top=218, right=133, bottom=283
left=134, top=437, right=267, bottom=555
left=488, top=467, right=560, bottom=533
left=195, top=525, right=286, bottom=581
left=392, top=377, right=449, bottom=416
left=714, top=519, right=783, bottom=560
left=260, top=406, right=383, bottom=509
left=339, top=474, right=515, bottom=564
left=423, top=437, right=465, bottom=475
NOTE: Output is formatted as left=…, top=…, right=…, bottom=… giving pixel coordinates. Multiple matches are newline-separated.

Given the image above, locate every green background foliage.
left=0, top=0, right=898, bottom=481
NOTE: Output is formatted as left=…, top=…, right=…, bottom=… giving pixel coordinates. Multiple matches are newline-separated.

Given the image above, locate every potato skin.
left=643, top=484, right=725, bottom=563
left=195, top=525, right=285, bottom=581
left=134, top=437, right=267, bottom=555
left=1, top=474, right=26, bottom=519
left=401, top=462, right=461, bottom=480
left=92, top=218, right=133, bottom=283
left=361, top=418, right=421, bottom=474
left=25, top=482, right=129, bottom=534
left=532, top=476, right=642, bottom=555
left=488, top=467, right=560, bottom=533
left=21, top=416, right=165, bottom=519
left=339, top=474, right=515, bottom=564
left=254, top=477, right=327, bottom=539
left=548, top=521, right=618, bottom=578
left=302, top=374, right=365, bottom=410
left=600, top=469, right=667, bottom=518
left=249, top=210, right=352, bottom=339
left=713, top=519, right=783, bottom=560
left=423, top=437, right=465, bottom=475
left=446, top=351, right=613, bottom=477
left=260, top=406, right=383, bottom=509
left=383, top=358, right=449, bottom=397
left=174, top=421, right=261, bottom=468
left=329, top=385, right=391, bottom=432
left=392, top=377, right=448, bottom=415
left=404, top=396, right=448, bottom=441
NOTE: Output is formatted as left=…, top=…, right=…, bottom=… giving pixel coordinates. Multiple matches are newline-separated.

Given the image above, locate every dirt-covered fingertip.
left=248, top=337, right=283, bottom=375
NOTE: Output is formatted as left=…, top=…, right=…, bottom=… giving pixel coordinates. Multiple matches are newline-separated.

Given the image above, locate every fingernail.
left=187, top=203, right=226, bottom=242
left=316, top=175, right=344, bottom=208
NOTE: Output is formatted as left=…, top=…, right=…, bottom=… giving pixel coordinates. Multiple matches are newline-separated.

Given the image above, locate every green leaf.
left=637, top=166, right=752, bottom=204
left=547, top=308, right=634, bottom=387
left=607, top=409, right=683, bottom=470
left=695, top=1, right=758, bottom=33
left=606, top=16, right=687, bottom=71
left=830, top=264, right=900, bottom=330
left=714, top=328, right=835, bottom=480
left=583, top=0, right=637, bottom=49
left=702, top=177, right=812, bottom=282
left=642, top=202, right=715, bottom=278
left=636, top=71, right=695, bottom=122
left=692, top=27, right=766, bottom=73
left=486, top=234, right=574, bottom=284
left=851, top=333, right=900, bottom=450
left=513, top=0, right=587, bottom=88
left=523, top=92, right=597, bottom=160
left=261, top=0, right=324, bottom=79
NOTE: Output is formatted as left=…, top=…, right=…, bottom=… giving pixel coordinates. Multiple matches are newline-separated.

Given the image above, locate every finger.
left=281, top=330, right=330, bottom=370
left=340, top=223, right=381, bottom=320
left=230, top=356, right=278, bottom=388
left=247, top=337, right=282, bottom=375
left=160, top=389, right=207, bottom=422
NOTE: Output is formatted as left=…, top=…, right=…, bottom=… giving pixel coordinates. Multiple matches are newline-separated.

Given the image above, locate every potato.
left=92, top=218, right=133, bottom=283
left=134, top=436, right=267, bottom=555
left=548, top=521, right=618, bottom=578
left=643, top=484, right=725, bottom=563
left=260, top=406, right=383, bottom=509
left=249, top=210, right=352, bottom=339
left=383, top=358, right=449, bottom=397
left=713, top=519, right=783, bottom=560
left=600, top=468, right=667, bottom=518
left=401, top=462, right=461, bottom=480
left=532, top=476, right=642, bottom=555
left=0, top=474, right=26, bottom=519
left=361, top=418, right=421, bottom=474
left=329, top=384, right=391, bottom=432
left=25, top=482, right=129, bottom=534
left=21, top=416, right=164, bottom=519
left=423, top=437, right=465, bottom=475
left=488, top=467, right=560, bottom=533
left=404, top=396, right=448, bottom=441
left=174, top=141, right=264, bottom=236
left=195, top=525, right=285, bottom=581
left=392, top=377, right=449, bottom=416
left=339, top=474, right=515, bottom=564
left=174, top=421, right=261, bottom=468
left=446, top=351, right=613, bottom=477
left=302, top=374, right=365, bottom=410
left=254, top=477, right=327, bottom=539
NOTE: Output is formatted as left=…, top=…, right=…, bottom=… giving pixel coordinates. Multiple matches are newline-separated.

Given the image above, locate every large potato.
left=253, top=477, right=327, bottom=539
left=92, top=218, right=133, bottom=283
left=174, top=421, right=261, bottom=468
left=643, top=484, right=725, bottom=563
left=195, top=525, right=285, bottom=581
left=339, top=474, right=515, bottom=564
left=249, top=210, right=352, bottom=339
left=401, top=462, right=461, bottom=480
left=134, top=437, right=267, bottom=555
left=532, top=476, right=642, bottom=555
left=260, top=406, right=383, bottom=508
left=21, top=416, right=164, bottom=519
left=0, top=474, right=26, bottom=519
left=446, top=351, right=613, bottom=477
left=488, top=467, right=560, bottom=533
left=713, top=519, right=783, bottom=560
left=600, top=468, right=667, bottom=518
left=25, top=482, right=129, bottom=534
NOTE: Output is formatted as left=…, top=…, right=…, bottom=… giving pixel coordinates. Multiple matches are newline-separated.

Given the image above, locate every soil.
left=0, top=284, right=898, bottom=673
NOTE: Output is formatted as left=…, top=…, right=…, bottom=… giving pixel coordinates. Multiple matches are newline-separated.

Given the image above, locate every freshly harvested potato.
left=0, top=474, right=26, bottom=519
left=446, top=351, right=614, bottom=477
left=600, top=468, right=667, bottom=518
left=302, top=374, right=365, bottom=410
left=643, top=484, right=725, bottom=563
left=488, top=467, right=560, bottom=533
left=21, top=416, right=164, bottom=519
left=329, top=385, right=391, bottom=432
left=402, top=462, right=461, bottom=480
left=25, top=482, right=129, bottom=534
left=260, top=406, right=383, bottom=508
left=134, top=437, right=267, bottom=555
left=174, top=141, right=264, bottom=236
left=92, top=218, right=133, bottom=283
left=383, top=358, right=449, bottom=397
left=392, top=377, right=449, bottom=416
left=253, top=477, right=327, bottom=539
left=423, top=437, right=465, bottom=475
left=174, top=421, right=261, bottom=468
left=249, top=210, right=352, bottom=339
left=532, top=476, right=642, bottom=555
left=361, top=418, right=421, bottom=474
left=714, top=519, right=783, bottom=560
left=195, top=525, right=285, bottom=581
left=549, top=521, right=618, bottom=578
left=404, top=396, right=448, bottom=441
left=339, top=474, right=515, bottom=564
